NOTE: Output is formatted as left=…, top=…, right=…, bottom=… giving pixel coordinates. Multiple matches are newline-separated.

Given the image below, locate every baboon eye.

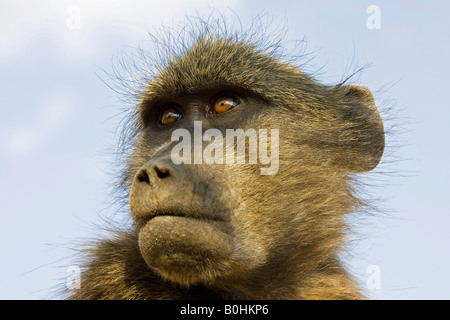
left=212, top=96, right=239, bottom=113
left=159, top=106, right=182, bottom=125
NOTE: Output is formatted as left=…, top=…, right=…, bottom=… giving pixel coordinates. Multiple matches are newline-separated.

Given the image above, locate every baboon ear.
left=336, top=85, right=385, bottom=173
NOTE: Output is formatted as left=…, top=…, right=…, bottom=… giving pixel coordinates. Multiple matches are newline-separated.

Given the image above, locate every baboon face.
left=129, top=90, right=277, bottom=286
left=127, top=39, right=385, bottom=287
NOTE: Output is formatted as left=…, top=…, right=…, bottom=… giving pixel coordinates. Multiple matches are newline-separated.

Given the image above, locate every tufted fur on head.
left=67, top=14, right=385, bottom=300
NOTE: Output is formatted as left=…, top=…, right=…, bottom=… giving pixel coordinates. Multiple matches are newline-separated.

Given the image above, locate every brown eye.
left=213, top=96, right=239, bottom=113
left=160, top=107, right=182, bottom=125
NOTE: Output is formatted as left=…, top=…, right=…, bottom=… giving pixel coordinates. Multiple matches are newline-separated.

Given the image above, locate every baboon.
left=68, top=17, right=385, bottom=300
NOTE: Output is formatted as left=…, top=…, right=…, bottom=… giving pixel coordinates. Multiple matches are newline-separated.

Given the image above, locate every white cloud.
left=0, top=0, right=239, bottom=31
left=38, top=99, right=70, bottom=131
left=6, top=128, right=41, bottom=154
left=2, top=98, right=70, bottom=156
left=0, top=0, right=240, bottom=59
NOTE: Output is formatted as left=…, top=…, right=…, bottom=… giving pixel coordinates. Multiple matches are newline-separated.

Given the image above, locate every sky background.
left=1, top=0, right=449, bottom=299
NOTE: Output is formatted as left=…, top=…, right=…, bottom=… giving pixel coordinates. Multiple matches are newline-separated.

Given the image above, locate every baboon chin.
left=67, top=16, right=385, bottom=300
left=138, top=216, right=234, bottom=285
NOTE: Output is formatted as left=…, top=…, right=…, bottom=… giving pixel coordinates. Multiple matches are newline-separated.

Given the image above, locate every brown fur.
left=67, top=18, right=384, bottom=300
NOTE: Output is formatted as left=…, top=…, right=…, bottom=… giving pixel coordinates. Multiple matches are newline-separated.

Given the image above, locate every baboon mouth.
left=137, top=210, right=226, bottom=227
left=149, top=211, right=190, bottom=221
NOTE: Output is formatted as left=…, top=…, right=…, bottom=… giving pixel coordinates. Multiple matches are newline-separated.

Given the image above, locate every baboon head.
left=123, top=32, right=385, bottom=293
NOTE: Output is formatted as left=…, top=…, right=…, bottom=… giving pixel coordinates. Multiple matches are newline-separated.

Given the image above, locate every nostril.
left=137, top=169, right=150, bottom=185
left=136, top=164, right=171, bottom=185
left=154, top=166, right=170, bottom=179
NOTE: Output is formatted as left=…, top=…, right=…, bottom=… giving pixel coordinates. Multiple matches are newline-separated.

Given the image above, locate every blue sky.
left=1, top=0, right=449, bottom=299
